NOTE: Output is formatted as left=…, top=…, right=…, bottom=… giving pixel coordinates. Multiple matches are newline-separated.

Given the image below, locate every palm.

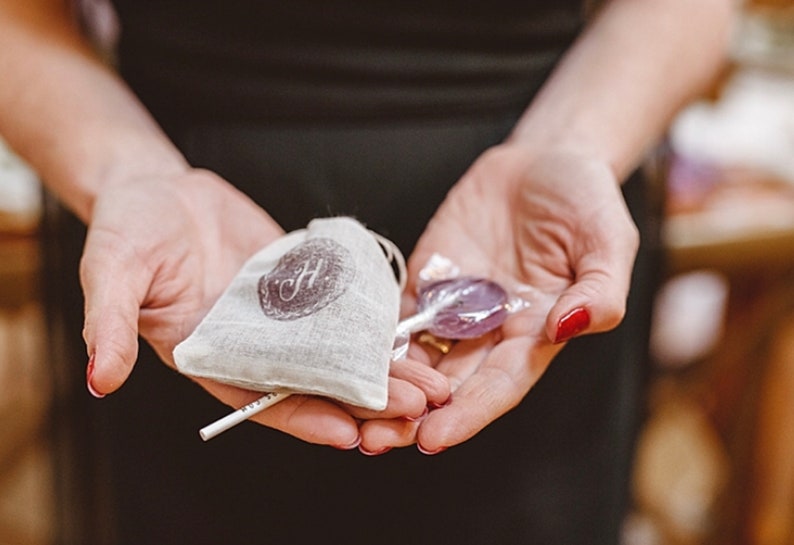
left=412, top=145, right=634, bottom=301
left=81, top=169, right=448, bottom=446
left=83, top=169, right=281, bottom=365
left=82, top=170, right=370, bottom=445
left=360, top=144, right=639, bottom=452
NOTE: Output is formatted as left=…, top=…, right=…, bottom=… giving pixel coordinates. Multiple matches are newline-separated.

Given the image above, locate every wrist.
left=506, top=109, right=629, bottom=182
left=55, top=131, right=189, bottom=223
left=504, top=0, right=734, bottom=184
left=502, top=127, right=618, bottom=177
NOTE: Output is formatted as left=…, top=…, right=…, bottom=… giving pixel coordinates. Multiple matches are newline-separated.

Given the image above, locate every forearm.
left=0, top=0, right=187, bottom=222
left=511, top=0, right=736, bottom=180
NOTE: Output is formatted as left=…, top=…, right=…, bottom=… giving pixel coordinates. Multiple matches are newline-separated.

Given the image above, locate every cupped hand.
left=79, top=168, right=445, bottom=446
left=359, top=144, right=640, bottom=454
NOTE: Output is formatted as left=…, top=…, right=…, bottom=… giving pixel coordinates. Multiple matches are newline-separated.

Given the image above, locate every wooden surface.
left=0, top=223, right=53, bottom=545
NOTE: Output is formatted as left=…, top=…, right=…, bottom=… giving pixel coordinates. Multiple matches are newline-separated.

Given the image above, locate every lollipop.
left=386, top=276, right=511, bottom=361
left=417, top=277, right=509, bottom=339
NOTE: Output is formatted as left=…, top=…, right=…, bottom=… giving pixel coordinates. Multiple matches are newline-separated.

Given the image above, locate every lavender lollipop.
left=416, top=276, right=510, bottom=340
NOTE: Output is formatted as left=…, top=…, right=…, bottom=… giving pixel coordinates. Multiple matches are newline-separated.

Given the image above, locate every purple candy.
left=417, top=277, right=509, bottom=340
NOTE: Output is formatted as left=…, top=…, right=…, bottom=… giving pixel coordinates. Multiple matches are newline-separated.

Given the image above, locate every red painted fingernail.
left=358, top=445, right=392, bottom=456
left=86, top=354, right=106, bottom=399
left=401, top=406, right=429, bottom=422
left=417, top=444, right=447, bottom=456
left=554, top=307, right=591, bottom=344
left=332, top=434, right=362, bottom=451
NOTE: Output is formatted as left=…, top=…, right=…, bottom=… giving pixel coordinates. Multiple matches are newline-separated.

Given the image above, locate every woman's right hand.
left=80, top=168, right=447, bottom=447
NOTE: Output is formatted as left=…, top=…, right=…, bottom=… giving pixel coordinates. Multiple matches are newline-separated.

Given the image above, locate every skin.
left=361, top=0, right=737, bottom=453
left=0, top=0, right=734, bottom=451
left=361, top=148, right=641, bottom=452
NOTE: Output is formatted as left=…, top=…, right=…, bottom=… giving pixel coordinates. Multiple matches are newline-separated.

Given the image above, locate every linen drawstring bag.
left=173, top=216, right=402, bottom=410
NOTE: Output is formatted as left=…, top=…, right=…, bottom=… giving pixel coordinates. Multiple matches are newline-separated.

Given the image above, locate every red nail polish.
left=417, top=444, right=447, bottom=456
left=358, top=445, right=392, bottom=456
left=86, top=354, right=106, bottom=399
left=554, top=307, right=590, bottom=344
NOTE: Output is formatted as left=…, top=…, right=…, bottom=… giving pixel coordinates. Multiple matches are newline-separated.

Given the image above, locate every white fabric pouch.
left=173, top=217, right=401, bottom=410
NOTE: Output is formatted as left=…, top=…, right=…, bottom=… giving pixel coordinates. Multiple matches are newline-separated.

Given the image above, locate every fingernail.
left=417, top=444, right=447, bottom=456
left=358, top=445, right=392, bottom=457
left=86, top=354, right=106, bottom=399
left=554, top=307, right=591, bottom=344
left=428, top=393, right=453, bottom=410
left=332, top=434, right=361, bottom=451
left=401, top=406, right=429, bottom=422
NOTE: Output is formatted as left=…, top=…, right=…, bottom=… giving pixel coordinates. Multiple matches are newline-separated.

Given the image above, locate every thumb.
left=546, top=246, right=638, bottom=345
left=80, top=230, right=149, bottom=397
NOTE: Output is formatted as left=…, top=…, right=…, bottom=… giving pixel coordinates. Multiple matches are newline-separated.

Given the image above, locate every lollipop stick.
left=199, top=391, right=290, bottom=441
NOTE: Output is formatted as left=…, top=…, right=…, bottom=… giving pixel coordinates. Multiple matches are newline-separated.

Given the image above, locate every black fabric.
left=110, top=0, right=584, bottom=126
left=45, top=2, right=660, bottom=544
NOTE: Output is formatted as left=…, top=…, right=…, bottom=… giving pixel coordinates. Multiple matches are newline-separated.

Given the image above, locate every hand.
left=358, top=144, right=640, bottom=453
left=80, top=168, right=447, bottom=447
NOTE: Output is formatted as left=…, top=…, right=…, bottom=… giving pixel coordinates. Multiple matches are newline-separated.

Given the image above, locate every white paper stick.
left=199, top=391, right=290, bottom=441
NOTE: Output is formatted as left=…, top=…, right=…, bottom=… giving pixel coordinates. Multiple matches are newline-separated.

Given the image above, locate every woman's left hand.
left=357, top=143, right=640, bottom=454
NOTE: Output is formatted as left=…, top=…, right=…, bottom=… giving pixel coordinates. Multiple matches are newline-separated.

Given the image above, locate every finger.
left=199, top=380, right=361, bottom=448
left=256, top=396, right=361, bottom=448
left=546, top=222, right=640, bottom=344
left=80, top=227, right=150, bottom=396
left=389, top=357, right=450, bottom=406
left=417, top=337, right=562, bottom=452
left=342, top=376, right=427, bottom=420
left=359, top=418, right=420, bottom=454
left=405, top=340, right=435, bottom=366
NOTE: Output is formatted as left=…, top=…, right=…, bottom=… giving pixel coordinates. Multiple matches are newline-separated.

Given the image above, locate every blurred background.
left=1, top=0, right=793, bottom=544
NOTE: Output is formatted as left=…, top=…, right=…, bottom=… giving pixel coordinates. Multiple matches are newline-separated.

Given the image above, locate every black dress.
left=44, top=2, right=660, bottom=543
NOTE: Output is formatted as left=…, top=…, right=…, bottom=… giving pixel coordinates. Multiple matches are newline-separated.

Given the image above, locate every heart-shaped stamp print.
left=258, top=238, right=354, bottom=321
